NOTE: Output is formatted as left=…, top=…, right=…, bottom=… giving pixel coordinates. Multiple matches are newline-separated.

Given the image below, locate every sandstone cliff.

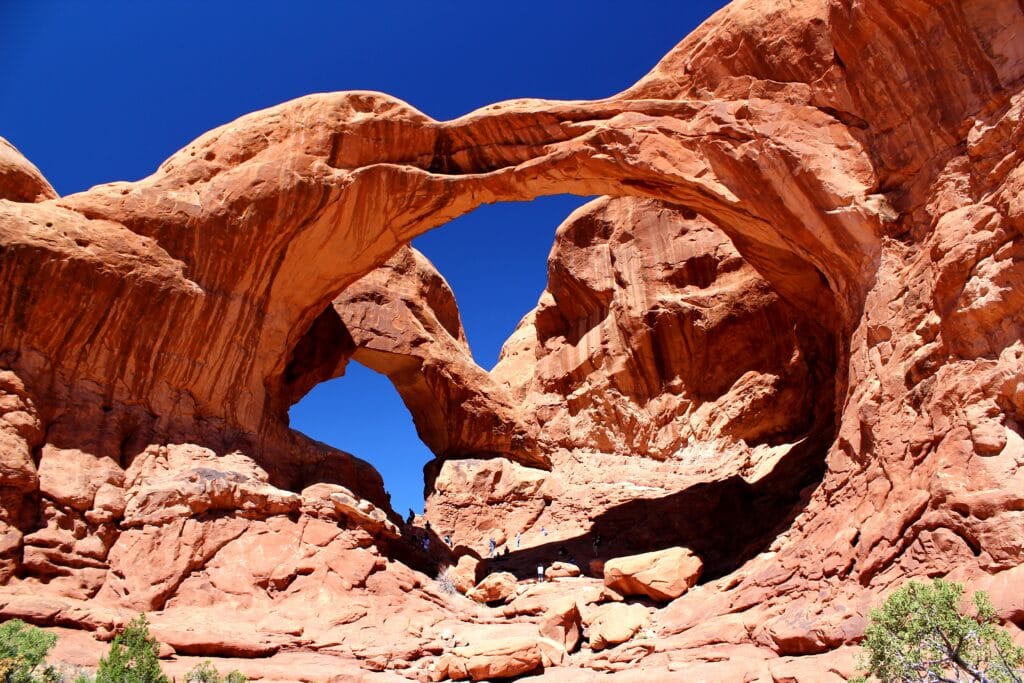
left=0, top=0, right=1022, bottom=680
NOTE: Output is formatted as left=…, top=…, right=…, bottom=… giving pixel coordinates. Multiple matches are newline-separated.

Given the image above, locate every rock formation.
left=1, top=0, right=1023, bottom=679
left=423, top=196, right=834, bottom=571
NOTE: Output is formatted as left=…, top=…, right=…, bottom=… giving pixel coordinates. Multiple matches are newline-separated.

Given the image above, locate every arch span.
left=49, top=91, right=885, bottom=434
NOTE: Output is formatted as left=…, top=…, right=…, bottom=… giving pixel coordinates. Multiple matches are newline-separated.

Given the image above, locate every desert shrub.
left=851, top=579, right=1024, bottom=682
left=184, top=660, right=247, bottom=683
left=94, top=615, right=168, bottom=683
left=435, top=567, right=458, bottom=596
left=0, top=619, right=60, bottom=683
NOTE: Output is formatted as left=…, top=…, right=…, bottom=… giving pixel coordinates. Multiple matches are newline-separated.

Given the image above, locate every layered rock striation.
left=0, top=0, right=1022, bottom=679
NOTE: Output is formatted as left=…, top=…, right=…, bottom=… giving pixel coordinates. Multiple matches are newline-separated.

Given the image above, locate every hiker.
left=488, top=537, right=496, bottom=558
left=515, top=532, right=521, bottom=549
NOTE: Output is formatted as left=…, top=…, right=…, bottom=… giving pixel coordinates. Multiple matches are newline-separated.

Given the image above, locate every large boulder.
left=544, top=562, right=581, bottom=580
left=446, top=554, right=481, bottom=595
left=467, top=572, right=518, bottom=605
left=434, top=637, right=544, bottom=681
left=603, top=547, right=703, bottom=601
left=587, top=603, right=650, bottom=651
left=538, top=597, right=582, bottom=652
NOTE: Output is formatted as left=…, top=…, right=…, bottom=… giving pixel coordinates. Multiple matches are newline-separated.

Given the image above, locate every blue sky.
left=1, top=0, right=726, bottom=514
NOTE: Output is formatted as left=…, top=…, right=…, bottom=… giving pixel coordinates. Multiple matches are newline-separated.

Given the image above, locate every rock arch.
left=31, top=87, right=883, bottom=437
left=1, top=0, right=1022, bottom=673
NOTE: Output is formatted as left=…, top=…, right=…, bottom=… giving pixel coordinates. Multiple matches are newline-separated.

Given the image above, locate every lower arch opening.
left=288, top=360, right=434, bottom=517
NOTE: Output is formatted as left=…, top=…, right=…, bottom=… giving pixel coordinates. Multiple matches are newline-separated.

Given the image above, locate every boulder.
left=467, top=572, right=518, bottom=605
left=434, top=637, right=543, bottom=681
left=0, top=136, right=56, bottom=202
left=447, top=555, right=481, bottom=595
left=587, top=603, right=650, bottom=651
left=545, top=561, right=581, bottom=580
left=538, top=597, right=581, bottom=652
left=603, top=547, right=703, bottom=601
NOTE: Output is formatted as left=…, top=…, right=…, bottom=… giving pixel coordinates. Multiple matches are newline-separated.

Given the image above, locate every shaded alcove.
left=478, top=426, right=834, bottom=583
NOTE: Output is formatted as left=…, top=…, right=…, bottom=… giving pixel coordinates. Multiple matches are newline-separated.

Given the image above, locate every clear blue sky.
left=0, top=0, right=726, bottom=515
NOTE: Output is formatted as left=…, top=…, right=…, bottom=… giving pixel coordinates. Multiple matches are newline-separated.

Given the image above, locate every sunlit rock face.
left=329, top=246, right=547, bottom=469
left=0, top=0, right=1023, bottom=678
left=495, top=196, right=832, bottom=458
left=421, top=196, right=835, bottom=571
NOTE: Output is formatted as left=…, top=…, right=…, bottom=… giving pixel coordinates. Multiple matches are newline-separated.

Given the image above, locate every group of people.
left=405, top=511, right=454, bottom=554
left=486, top=525, right=553, bottom=558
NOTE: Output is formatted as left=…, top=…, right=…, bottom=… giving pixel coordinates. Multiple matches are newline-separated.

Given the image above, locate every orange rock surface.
left=603, top=547, right=703, bottom=602
left=1, top=0, right=1023, bottom=679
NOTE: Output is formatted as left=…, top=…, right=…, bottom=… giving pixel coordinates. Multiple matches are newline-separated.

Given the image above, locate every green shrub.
left=0, top=619, right=60, bottom=683
left=184, top=660, right=247, bottom=683
left=94, top=615, right=168, bottom=683
left=851, top=579, right=1024, bottom=682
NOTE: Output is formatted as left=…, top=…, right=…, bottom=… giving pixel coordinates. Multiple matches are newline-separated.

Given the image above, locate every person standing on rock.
left=488, top=537, right=496, bottom=558
left=515, top=532, right=521, bottom=549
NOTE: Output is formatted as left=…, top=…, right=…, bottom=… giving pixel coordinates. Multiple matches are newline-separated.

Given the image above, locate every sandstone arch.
left=0, top=0, right=1022, bottom=676
left=22, top=85, right=882, bottom=438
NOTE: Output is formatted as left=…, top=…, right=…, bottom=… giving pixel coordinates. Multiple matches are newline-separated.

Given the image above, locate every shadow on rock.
left=481, top=429, right=832, bottom=583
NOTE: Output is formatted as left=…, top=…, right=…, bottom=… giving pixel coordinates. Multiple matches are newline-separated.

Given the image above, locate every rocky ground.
left=1, top=0, right=1023, bottom=680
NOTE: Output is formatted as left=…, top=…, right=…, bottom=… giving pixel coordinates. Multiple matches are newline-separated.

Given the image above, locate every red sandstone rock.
left=603, top=547, right=703, bottom=602
left=0, top=137, right=56, bottom=203
left=0, top=0, right=1022, bottom=679
left=333, top=246, right=546, bottom=469
left=423, top=195, right=834, bottom=567
left=446, top=555, right=481, bottom=595
left=467, top=572, right=518, bottom=605
left=544, top=562, right=580, bottom=580
left=434, top=636, right=544, bottom=681
left=538, top=597, right=582, bottom=652
left=587, top=603, right=650, bottom=652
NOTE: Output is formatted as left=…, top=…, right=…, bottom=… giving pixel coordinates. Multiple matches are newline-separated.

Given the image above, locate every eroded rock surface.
left=1, top=0, right=1023, bottom=680
left=603, top=547, right=703, bottom=602
left=424, top=196, right=833, bottom=570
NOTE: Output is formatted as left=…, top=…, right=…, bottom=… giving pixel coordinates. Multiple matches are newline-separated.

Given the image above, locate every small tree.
left=95, top=615, right=168, bottom=683
left=852, top=579, right=1024, bottom=682
left=0, top=619, right=60, bottom=683
left=184, top=660, right=247, bottom=683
